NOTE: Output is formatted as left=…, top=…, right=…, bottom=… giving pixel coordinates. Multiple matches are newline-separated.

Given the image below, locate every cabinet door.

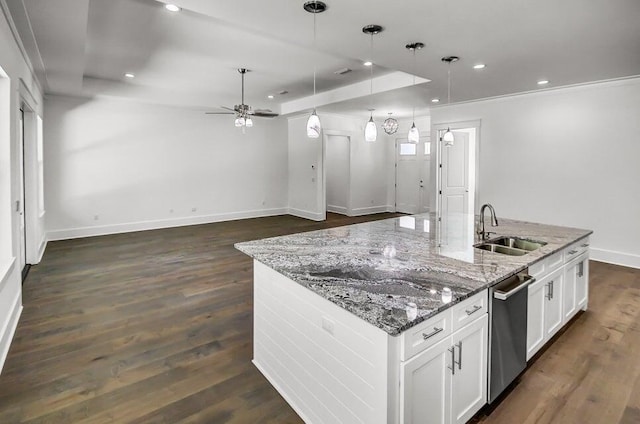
left=401, top=337, right=452, bottom=424
left=527, top=277, right=547, bottom=360
left=575, top=253, right=589, bottom=309
left=544, top=268, right=564, bottom=337
left=563, top=261, right=577, bottom=323
left=451, top=314, right=488, bottom=424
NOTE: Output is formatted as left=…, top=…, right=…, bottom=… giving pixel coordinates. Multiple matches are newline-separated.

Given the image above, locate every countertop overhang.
left=235, top=213, right=592, bottom=335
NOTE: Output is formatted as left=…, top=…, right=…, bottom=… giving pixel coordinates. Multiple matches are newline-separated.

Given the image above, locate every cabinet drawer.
left=530, top=250, right=563, bottom=278
left=564, top=237, right=590, bottom=263
left=401, top=309, right=452, bottom=361
left=451, top=290, right=488, bottom=332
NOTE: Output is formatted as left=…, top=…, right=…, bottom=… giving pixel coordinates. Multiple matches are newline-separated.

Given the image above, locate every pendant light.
left=304, top=1, right=327, bottom=139
left=406, top=42, right=424, bottom=143
left=362, top=24, right=383, bottom=143
left=441, top=56, right=459, bottom=147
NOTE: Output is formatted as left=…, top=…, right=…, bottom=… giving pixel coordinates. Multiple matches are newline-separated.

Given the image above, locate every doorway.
left=17, top=107, right=28, bottom=281
left=323, top=131, right=351, bottom=216
left=434, top=121, right=480, bottom=251
left=395, top=135, right=431, bottom=214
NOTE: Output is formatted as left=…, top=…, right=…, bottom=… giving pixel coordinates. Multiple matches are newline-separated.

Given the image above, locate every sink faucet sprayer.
left=478, top=203, right=499, bottom=240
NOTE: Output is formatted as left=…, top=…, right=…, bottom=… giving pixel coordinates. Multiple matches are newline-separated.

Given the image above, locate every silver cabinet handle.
left=568, top=249, right=578, bottom=255
left=422, top=327, right=443, bottom=340
left=581, top=243, right=590, bottom=247
left=550, top=280, right=554, bottom=299
left=465, top=305, right=482, bottom=316
left=546, top=281, right=553, bottom=300
left=577, top=262, right=584, bottom=277
left=448, top=346, right=455, bottom=375
left=456, top=341, right=463, bottom=370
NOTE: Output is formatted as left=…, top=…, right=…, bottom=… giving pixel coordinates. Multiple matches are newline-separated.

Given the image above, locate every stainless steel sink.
left=490, top=237, right=547, bottom=252
left=475, top=236, right=547, bottom=256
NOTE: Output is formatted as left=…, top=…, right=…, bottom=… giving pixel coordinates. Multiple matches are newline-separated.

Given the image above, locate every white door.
left=440, top=131, right=470, bottom=218
left=526, top=277, right=547, bottom=360
left=451, top=314, right=488, bottom=424
left=325, top=134, right=350, bottom=215
left=544, top=268, right=564, bottom=338
left=400, top=337, right=451, bottom=424
left=396, top=137, right=430, bottom=214
left=17, top=108, right=26, bottom=275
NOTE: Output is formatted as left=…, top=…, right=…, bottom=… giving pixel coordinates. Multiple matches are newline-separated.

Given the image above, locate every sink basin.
left=475, top=243, right=528, bottom=256
left=475, top=236, right=547, bottom=256
left=490, top=236, right=547, bottom=252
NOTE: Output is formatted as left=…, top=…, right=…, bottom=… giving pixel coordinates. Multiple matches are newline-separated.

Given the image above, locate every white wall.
left=44, top=95, right=289, bottom=239
left=288, top=112, right=390, bottom=220
left=431, top=78, right=640, bottom=268
left=325, top=134, right=349, bottom=214
left=0, top=4, right=44, bottom=373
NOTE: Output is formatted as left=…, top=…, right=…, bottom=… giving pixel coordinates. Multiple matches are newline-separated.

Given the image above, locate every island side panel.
left=252, top=260, right=391, bottom=424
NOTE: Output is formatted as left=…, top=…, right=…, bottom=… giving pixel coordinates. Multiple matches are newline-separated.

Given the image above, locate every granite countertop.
left=235, top=213, right=592, bottom=336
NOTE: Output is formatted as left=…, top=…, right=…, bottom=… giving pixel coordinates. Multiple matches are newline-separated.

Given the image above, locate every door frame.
left=322, top=130, right=353, bottom=218
left=433, top=120, right=481, bottom=222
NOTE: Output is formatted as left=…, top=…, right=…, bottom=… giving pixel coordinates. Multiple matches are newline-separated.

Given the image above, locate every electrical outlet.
left=322, top=317, right=335, bottom=335
left=93, top=215, right=99, bottom=221
left=169, top=209, right=174, bottom=213
left=191, top=207, right=197, bottom=212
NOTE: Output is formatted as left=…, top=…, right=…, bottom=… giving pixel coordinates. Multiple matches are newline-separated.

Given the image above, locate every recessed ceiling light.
left=267, top=95, right=274, bottom=99
left=473, top=64, right=486, bottom=69
left=431, top=98, right=440, bottom=103
left=537, top=80, right=549, bottom=85
left=124, top=73, right=135, bottom=78
left=165, top=4, right=180, bottom=12
left=363, top=61, right=372, bottom=67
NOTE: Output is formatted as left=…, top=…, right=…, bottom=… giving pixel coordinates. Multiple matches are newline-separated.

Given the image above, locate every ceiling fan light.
left=443, top=128, right=455, bottom=146
left=245, top=117, right=253, bottom=127
left=307, top=109, right=321, bottom=138
left=364, top=116, right=377, bottom=142
left=235, top=117, right=245, bottom=127
left=408, top=122, right=420, bottom=143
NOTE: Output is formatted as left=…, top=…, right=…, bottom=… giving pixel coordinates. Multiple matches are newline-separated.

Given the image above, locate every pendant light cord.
left=447, top=64, right=451, bottom=105
left=313, top=10, right=317, bottom=98
left=412, top=48, right=416, bottom=122
left=370, top=33, right=374, bottom=114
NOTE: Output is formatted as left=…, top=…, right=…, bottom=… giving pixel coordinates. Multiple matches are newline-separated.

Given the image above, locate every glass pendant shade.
left=307, top=109, right=321, bottom=138
left=364, top=116, right=377, bottom=142
left=443, top=128, right=454, bottom=146
left=234, top=117, right=244, bottom=127
left=408, top=122, right=420, bottom=143
left=245, top=117, right=253, bottom=128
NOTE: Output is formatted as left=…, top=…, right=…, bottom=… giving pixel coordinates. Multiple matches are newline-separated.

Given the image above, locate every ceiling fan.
left=206, top=68, right=278, bottom=127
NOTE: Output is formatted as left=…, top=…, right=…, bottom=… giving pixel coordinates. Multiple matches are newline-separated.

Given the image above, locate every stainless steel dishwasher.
left=488, top=270, right=535, bottom=403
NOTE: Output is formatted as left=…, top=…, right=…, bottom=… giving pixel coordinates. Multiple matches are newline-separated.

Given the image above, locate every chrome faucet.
left=478, top=203, right=499, bottom=240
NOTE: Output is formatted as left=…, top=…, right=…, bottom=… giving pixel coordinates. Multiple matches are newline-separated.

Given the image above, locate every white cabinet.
left=401, top=314, right=488, bottom=424
left=527, top=239, right=590, bottom=361
left=526, top=267, right=564, bottom=360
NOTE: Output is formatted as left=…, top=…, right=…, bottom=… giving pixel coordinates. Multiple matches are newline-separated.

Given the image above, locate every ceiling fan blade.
left=252, top=111, right=279, bottom=118
left=205, top=112, right=235, bottom=115
left=221, top=106, right=237, bottom=112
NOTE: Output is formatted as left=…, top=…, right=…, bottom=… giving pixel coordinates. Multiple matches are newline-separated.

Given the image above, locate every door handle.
left=16, top=200, right=20, bottom=212
left=447, top=346, right=456, bottom=375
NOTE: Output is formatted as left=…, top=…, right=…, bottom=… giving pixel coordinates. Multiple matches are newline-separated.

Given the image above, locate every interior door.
left=396, top=137, right=429, bottom=214
left=439, top=131, right=471, bottom=242
left=17, top=108, right=27, bottom=278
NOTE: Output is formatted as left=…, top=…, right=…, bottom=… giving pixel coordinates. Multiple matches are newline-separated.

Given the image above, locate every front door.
left=396, top=137, right=430, bottom=214
left=17, top=108, right=27, bottom=279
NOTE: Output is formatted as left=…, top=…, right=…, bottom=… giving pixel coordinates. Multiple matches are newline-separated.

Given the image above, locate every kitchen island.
left=235, top=213, right=592, bottom=424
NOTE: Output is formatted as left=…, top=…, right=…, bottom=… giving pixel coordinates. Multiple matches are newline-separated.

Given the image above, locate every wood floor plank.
left=1, top=213, right=639, bottom=423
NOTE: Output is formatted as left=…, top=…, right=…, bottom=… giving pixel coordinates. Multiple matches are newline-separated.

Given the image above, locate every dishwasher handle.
left=493, top=275, right=536, bottom=301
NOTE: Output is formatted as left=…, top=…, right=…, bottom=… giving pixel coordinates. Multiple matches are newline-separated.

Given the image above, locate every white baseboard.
left=326, top=205, right=348, bottom=215
left=288, top=208, right=325, bottom=222
left=0, top=292, right=22, bottom=375
left=36, top=235, right=47, bottom=263
left=590, top=248, right=640, bottom=270
left=47, top=207, right=289, bottom=241
left=350, top=205, right=394, bottom=216
left=253, top=359, right=313, bottom=424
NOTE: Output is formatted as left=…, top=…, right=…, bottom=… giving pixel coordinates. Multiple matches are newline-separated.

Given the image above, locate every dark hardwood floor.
left=0, top=213, right=638, bottom=423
